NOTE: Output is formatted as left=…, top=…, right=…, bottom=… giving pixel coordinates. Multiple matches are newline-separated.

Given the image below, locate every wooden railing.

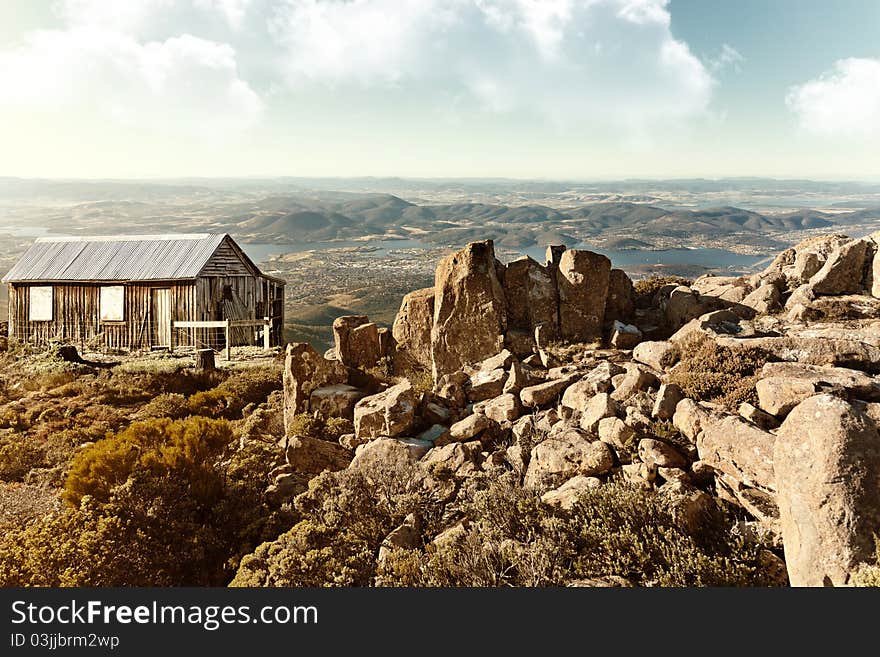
left=172, top=317, right=275, bottom=360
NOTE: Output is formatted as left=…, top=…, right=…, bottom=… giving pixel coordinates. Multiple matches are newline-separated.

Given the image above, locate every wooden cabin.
left=2, top=234, right=285, bottom=353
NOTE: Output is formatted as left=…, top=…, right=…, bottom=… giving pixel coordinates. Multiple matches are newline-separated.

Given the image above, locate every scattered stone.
left=468, top=368, right=507, bottom=402
left=423, top=401, right=451, bottom=425
left=448, top=413, right=494, bottom=443
left=609, top=321, right=642, bottom=349
left=482, top=393, right=522, bottom=423
left=610, top=366, right=658, bottom=402
left=281, top=434, right=353, bottom=474
left=699, top=414, right=775, bottom=490
left=638, top=438, right=688, bottom=468
left=597, top=416, right=636, bottom=451
left=756, top=377, right=822, bottom=418
left=672, top=398, right=714, bottom=443
left=541, top=475, right=602, bottom=509
left=652, top=383, right=684, bottom=420
left=503, top=361, right=530, bottom=395
left=350, top=437, right=431, bottom=470
left=579, top=393, right=618, bottom=433
left=632, top=340, right=679, bottom=371
left=738, top=402, right=780, bottom=430
left=524, top=430, right=615, bottom=488
left=378, top=514, right=421, bottom=563
left=520, top=375, right=578, bottom=408
left=353, top=381, right=417, bottom=439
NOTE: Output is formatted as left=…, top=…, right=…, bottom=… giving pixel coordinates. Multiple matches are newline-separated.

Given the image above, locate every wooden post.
left=225, top=319, right=231, bottom=361
left=263, top=317, right=271, bottom=350
left=196, top=348, right=215, bottom=371
left=169, top=319, right=175, bottom=354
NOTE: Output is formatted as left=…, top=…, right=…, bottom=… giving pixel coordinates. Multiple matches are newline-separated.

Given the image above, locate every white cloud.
left=0, top=0, right=714, bottom=145
left=0, top=27, right=262, bottom=137
left=269, top=0, right=714, bottom=131
left=787, top=58, right=880, bottom=138
left=708, top=44, right=744, bottom=73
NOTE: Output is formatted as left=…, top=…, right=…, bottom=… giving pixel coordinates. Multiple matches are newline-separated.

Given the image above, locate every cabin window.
left=29, top=286, right=53, bottom=321
left=100, top=285, right=125, bottom=321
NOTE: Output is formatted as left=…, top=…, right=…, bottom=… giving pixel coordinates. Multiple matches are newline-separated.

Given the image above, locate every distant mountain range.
left=2, top=177, right=880, bottom=251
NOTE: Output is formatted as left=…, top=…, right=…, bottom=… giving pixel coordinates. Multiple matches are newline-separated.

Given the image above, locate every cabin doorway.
left=151, top=288, right=171, bottom=348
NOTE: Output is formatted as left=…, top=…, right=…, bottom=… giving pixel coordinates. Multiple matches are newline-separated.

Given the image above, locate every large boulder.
left=605, top=268, right=636, bottom=324
left=504, top=256, right=559, bottom=343
left=524, top=429, right=615, bottom=488
left=808, top=238, right=870, bottom=296
left=697, top=415, right=777, bottom=527
left=520, top=374, right=579, bottom=408
left=541, top=475, right=602, bottom=510
left=392, top=287, right=435, bottom=370
left=556, top=250, right=611, bottom=343
left=560, top=362, right=625, bottom=410
left=632, top=340, right=679, bottom=371
left=353, top=381, right=417, bottom=439
left=756, top=361, right=880, bottom=418
left=333, top=315, right=382, bottom=369
left=350, top=437, right=431, bottom=471
left=283, top=342, right=348, bottom=431
left=775, top=395, right=880, bottom=586
left=431, top=241, right=507, bottom=381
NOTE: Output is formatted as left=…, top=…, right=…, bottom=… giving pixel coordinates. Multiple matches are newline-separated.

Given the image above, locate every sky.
left=0, top=0, right=878, bottom=180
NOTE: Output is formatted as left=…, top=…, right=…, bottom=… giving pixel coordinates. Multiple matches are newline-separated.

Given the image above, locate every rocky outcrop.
left=431, top=241, right=507, bottom=381
left=808, top=238, right=870, bottom=296
left=504, top=256, right=558, bottom=350
left=775, top=395, right=880, bottom=586
left=392, top=287, right=435, bottom=370
left=354, top=381, right=417, bottom=440
left=283, top=342, right=348, bottom=430
left=333, top=315, right=382, bottom=369
left=605, top=268, right=636, bottom=324
left=556, top=250, right=611, bottom=343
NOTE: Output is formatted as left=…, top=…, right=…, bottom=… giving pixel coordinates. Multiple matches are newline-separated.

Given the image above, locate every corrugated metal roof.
left=2, top=234, right=232, bottom=282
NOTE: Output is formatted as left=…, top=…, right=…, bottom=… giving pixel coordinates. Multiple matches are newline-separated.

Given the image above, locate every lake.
left=240, top=239, right=767, bottom=275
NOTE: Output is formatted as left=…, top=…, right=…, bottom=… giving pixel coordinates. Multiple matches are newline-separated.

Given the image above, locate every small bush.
left=853, top=537, right=880, bottom=587
left=633, top=275, right=693, bottom=298
left=63, top=416, right=233, bottom=507
left=140, top=393, right=190, bottom=420
left=188, top=366, right=281, bottom=419
left=286, top=413, right=353, bottom=441
left=0, top=432, right=45, bottom=482
left=669, top=335, right=771, bottom=409
left=411, top=477, right=778, bottom=587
